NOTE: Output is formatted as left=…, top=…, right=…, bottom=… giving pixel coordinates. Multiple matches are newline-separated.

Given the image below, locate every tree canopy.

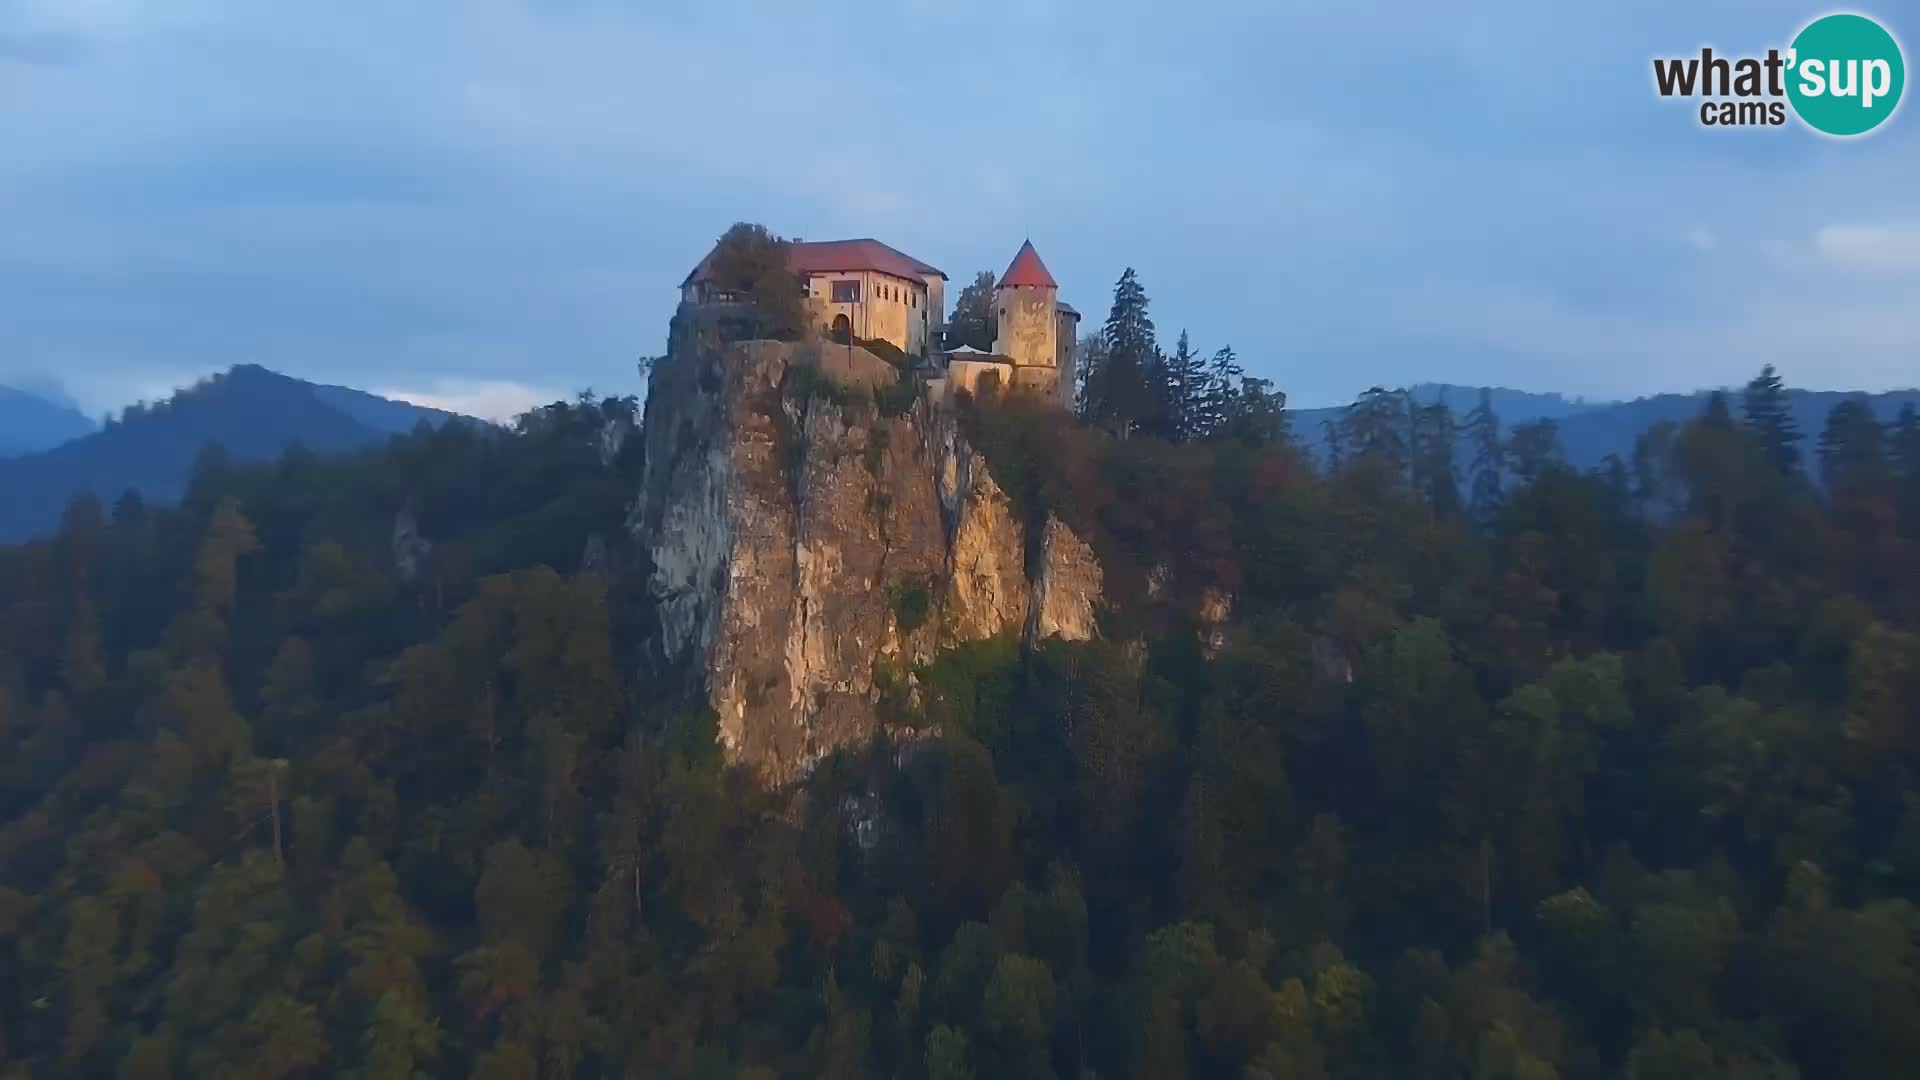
left=4, top=360, right=1920, bottom=1079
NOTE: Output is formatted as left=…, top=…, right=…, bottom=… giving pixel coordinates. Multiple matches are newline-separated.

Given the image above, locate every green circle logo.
left=1787, top=13, right=1905, bottom=136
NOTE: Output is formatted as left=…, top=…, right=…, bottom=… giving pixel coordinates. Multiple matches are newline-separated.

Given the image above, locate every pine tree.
left=1154, top=330, right=1222, bottom=443
left=1506, top=419, right=1564, bottom=487
left=1324, top=417, right=1348, bottom=473
left=1892, top=403, right=1920, bottom=476
left=1818, top=399, right=1890, bottom=497
left=1218, top=372, right=1288, bottom=448
left=1084, top=268, right=1159, bottom=439
left=1891, top=403, right=1920, bottom=531
left=1201, top=347, right=1246, bottom=443
left=1339, top=387, right=1410, bottom=478
left=1700, top=390, right=1735, bottom=429
left=1412, top=402, right=1461, bottom=516
left=1742, top=364, right=1802, bottom=476
left=1465, top=388, right=1505, bottom=527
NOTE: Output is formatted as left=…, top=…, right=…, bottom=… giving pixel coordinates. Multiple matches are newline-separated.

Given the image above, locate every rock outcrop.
left=632, top=307, right=1104, bottom=785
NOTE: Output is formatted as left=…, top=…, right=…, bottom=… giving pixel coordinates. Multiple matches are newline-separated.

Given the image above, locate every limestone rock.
left=633, top=307, right=1103, bottom=785
left=392, top=507, right=431, bottom=583
left=1028, top=516, right=1102, bottom=644
left=941, top=449, right=1029, bottom=643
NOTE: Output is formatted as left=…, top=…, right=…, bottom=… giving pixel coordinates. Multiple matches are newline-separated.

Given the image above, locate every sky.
left=1, top=0, right=1916, bottom=421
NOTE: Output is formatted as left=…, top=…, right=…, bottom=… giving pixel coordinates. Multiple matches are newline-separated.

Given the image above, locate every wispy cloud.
left=374, top=379, right=569, bottom=423
left=0, top=0, right=1916, bottom=414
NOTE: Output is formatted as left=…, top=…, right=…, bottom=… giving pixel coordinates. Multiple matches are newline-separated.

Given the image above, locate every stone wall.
left=994, top=285, right=1057, bottom=370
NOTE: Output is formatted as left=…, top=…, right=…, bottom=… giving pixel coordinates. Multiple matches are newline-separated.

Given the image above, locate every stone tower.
left=994, top=239, right=1059, bottom=374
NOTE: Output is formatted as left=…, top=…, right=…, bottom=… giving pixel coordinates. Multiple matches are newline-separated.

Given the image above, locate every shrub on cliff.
left=857, top=337, right=915, bottom=372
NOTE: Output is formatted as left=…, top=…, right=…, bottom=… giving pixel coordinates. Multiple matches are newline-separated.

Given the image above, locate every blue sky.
left=2, top=0, right=1916, bottom=420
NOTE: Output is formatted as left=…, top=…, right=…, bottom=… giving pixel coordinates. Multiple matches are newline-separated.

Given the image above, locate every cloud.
left=374, top=379, right=570, bottom=423
left=0, top=372, right=82, bottom=410
left=1, top=0, right=1917, bottom=418
left=1815, top=224, right=1920, bottom=271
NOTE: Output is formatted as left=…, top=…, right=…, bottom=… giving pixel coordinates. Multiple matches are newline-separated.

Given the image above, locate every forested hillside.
left=4, top=346, right=1920, bottom=1079
left=0, top=366, right=465, bottom=543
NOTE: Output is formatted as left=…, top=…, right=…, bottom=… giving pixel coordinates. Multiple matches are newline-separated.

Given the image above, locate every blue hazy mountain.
left=0, top=383, right=98, bottom=457
left=0, top=364, right=467, bottom=541
left=1295, top=382, right=1920, bottom=471
left=1552, top=389, right=1920, bottom=469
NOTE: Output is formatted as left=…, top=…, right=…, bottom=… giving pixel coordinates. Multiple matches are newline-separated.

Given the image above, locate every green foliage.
left=873, top=371, right=917, bottom=419
left=707, top=222, right=807, bottom=341
left=1, top=367, right=1919, bottom=1079
left=889, top=579, right=931, bottom=634
left=857, top=336, right=915, bottom=372
left=946, top=271, right=999, bottom=353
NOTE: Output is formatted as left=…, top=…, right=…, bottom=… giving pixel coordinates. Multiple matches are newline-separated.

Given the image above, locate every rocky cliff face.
left=632, top=308, right=1103, bottom=785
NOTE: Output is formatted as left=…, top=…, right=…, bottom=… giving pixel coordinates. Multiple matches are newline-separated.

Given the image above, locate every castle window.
left=831, top=280, right=860, bottom=304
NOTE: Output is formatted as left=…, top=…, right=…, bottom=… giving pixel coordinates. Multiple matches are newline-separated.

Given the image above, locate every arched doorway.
left=830, top=314, right=852, bottom=344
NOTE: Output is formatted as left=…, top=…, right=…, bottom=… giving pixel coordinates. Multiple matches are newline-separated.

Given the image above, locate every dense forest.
left=6, top=253, right=1920, bottom=1077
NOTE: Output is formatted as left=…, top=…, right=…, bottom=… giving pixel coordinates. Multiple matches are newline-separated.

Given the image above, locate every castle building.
left=681, top=234, right=1077, bottom=407
left=942, top=240, right=1077, bottom=408
left=681, top=238, right=947, bottom=357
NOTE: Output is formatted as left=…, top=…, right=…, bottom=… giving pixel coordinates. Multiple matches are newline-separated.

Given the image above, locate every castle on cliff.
left=680, top=237, right=1081, bottom=408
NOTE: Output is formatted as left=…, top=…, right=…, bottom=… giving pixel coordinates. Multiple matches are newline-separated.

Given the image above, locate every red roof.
left=997, top=240, right=1056, bottom=289
left=683, top=237, right=945, bottom=288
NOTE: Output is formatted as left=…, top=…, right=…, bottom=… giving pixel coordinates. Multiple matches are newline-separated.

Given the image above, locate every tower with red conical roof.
left=993, top=240, right=1061, bottom=393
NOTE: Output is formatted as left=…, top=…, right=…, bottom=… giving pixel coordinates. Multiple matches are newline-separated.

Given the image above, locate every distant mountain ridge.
left=0, top=365, right=469, bottom=541
left=0, top=384, right=97, bottom=458
left=1295, top=382, right=1920, bottom=470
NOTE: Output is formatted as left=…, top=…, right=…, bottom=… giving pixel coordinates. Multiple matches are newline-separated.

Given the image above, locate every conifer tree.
left=1700, top=390, right=1735, bottom=429
left=1158, top=331, right=1204, bottom=442
left=1465, top=387, right=1505, bottom=527
left=1070, top=331, right=1105, bottom=420
left=1150, top=330, right=1232, bottom=443
left=1340, top=387, right=1411, bottom=478
left=1818, top=399, right=1890, bottom=497
left=1218, top=372, right=1288, bottom=448
left=1742, top=364, right=1803, bottom=476
left=1083, top=268, right=1158, bottom=438
left=1411, top=402, right=1462, bottom=516
left=1891, top=403, right=1920, bottom=530
left=1324, top=417, right=1348, bottom=473
left=1506, top=419, right=1564, bottom=487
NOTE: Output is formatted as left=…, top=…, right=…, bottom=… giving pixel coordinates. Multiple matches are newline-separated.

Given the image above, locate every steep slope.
left=631, top=306, right=1101, bottom=784
left=0, top=364, right=463, bottom=540
left=0, top=384, right=96, bottom=457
